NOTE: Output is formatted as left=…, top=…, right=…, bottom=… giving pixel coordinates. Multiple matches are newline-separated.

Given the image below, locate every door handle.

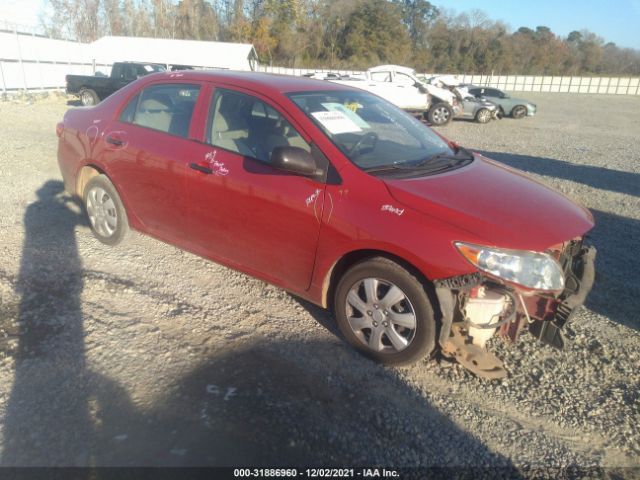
left=189, top=163, right=213, bottom=174
left=106, top=135, right=124, bottom=146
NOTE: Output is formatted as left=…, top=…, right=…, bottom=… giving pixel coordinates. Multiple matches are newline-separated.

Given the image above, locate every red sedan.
left=56, top=71, right=595, bottom=378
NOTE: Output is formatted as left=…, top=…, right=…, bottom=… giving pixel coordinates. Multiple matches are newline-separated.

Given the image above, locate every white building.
left=0, top=28, right=258, bottom=90
left=88, top=36, right=258, bottom=71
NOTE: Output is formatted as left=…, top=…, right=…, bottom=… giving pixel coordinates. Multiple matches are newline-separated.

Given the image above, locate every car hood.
left=383, top=155, right=594, bottom=251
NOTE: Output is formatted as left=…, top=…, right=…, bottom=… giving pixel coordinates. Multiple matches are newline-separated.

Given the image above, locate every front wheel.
left=427, top=103, right=453, bottom=126
left=475, top=108, right=492, bottom=124
left=334, top=257, right=436, bottom=366
left=83, top=174, right=130, bottom=246
left=511, top=105, right=527, bottom=119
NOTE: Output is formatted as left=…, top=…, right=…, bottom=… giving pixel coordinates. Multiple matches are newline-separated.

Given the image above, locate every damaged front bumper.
left=434, top=241, right=597, bottom=379
left=530, top=243, right=596, bottom=349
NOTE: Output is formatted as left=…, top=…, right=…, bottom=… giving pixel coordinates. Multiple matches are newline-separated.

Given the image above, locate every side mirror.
left=271, top=146, right=319, bottom=176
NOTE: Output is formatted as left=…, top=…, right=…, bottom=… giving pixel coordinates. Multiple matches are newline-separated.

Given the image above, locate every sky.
left=1, top=0, right=639, bottom=49
left=435, top=0, right=640, bottom=49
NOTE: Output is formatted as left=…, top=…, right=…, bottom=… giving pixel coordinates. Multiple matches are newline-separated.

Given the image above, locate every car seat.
left=136, top=93, right=173, bottom=132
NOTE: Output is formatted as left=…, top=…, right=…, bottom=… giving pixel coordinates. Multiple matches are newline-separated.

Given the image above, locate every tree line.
left=43, top=0, right=640, bottom=75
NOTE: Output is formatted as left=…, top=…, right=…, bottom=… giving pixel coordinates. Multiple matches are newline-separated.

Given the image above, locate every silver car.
left=457, top=95, right=499, bottom=123
left=467, top=86, right=536, bottom=119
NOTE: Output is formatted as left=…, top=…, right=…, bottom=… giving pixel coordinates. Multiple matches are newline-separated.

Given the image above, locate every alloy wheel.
left=432, top=107, right=450, bottom=125
left=477, top=109, right=491, bottom=123
left=513, top=106, right=527, bottom=118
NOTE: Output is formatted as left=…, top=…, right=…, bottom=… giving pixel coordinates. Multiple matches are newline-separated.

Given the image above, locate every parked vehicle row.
left=67, top=61, right=538, bottom=126
left=57, top=70, right=594, bottom=378
left=306, top=65, right=536, bottom=126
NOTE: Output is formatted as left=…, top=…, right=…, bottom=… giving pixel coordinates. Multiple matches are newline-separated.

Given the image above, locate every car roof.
left=144, top=70, right=356, bottom=95
left=368, top=64, right=416, bottom=75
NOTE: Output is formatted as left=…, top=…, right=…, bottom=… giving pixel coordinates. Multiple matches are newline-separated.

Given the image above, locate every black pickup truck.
left=66, top=62, right=166, bottom=106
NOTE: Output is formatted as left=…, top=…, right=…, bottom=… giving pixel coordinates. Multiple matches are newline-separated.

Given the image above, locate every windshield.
left=288, top=90, right=457, bottom=172
left=143, top=64, right=166, bottom=73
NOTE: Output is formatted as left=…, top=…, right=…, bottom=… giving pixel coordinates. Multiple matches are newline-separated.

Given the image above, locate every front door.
left=186, top=86, right=325, bottom=291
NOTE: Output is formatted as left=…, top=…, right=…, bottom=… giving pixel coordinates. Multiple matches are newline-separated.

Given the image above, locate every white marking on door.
left=381, top=204, right=404, bottom=216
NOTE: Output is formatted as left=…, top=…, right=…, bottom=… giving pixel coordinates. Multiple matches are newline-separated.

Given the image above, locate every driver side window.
left=207, top=88, right=310, bottom=164
left=370, top=71, right=391, bottom=82
left=395, top=72, right=415, bottom=86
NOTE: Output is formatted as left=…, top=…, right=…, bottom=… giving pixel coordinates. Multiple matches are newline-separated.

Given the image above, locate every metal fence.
left=257, top=65, right=640, bottom=95
left=457, top=74, right=640, bottom=95
left=2, top=25, right=639, bottom=95
left=0, top=29, right=111, bottom=91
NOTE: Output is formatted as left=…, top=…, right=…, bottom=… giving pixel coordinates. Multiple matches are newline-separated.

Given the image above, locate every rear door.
left=185, top=85, right=326, bottom=290
left=101, top=81, right=204, bottom=245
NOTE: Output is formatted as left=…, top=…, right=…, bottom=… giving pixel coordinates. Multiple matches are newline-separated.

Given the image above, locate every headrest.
left=213, top=112, right=230, bottom=132
left=140, top=94, right=172, bottom=112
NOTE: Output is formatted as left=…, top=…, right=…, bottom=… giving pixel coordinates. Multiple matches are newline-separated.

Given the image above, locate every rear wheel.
left=475, top=108, right=492, bottom=124
left=83, top=175, right=130, bottom=246
left=334, top=257, right=436, bottom=366
left=511, top=105, right=527, bottom=119
left=427, top=103, right=453, bottom=126
left=79, top=88, right=99, bottom=106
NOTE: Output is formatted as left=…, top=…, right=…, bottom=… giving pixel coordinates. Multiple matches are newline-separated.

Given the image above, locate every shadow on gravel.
left=587, top=210, right=640, bottom=331
left=31, top=338, right=518, bottom=470
left=123, top=339, right=520, bottom=470
left=0, top=182, right=517, bottom=470
left=482, top=151, right=640, bottom=197
left=289, top=296, right=340, bottom=336
left=67, top=99, right=82, bottom=107
left=1, top=180, right=94, bottom=465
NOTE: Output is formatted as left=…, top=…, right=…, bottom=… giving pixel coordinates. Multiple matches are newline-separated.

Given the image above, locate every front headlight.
left=455, top=242, right=564, bottom=291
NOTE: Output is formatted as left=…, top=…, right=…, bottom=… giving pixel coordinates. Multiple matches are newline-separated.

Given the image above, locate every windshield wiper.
left=363, top=146, right=474, bottom=174
left=405, top=146, right=474, bottom=168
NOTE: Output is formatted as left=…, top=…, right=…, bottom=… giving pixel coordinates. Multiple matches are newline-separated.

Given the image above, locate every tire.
left=427, top=102, right=453, bottom=126
left=334, top=257, right=436, bottom=366
left=511, top=105, right=527, bottom=119
left=79, top=88, right=99, bottom=106
left=83, top=174, right=130, bottom=246
left=497, top=106, right=505, bottom=118
left=475, top=108, right=492, bottom=124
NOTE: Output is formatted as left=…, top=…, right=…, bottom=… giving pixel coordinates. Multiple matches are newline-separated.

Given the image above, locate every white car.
left=327, top=65, right=460, bottom=126
left=323, top=65, right=497, bottom=125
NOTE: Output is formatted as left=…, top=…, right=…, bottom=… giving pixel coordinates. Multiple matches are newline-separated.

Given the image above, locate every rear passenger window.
left=123, top=83, right=200, bottom=138
left=119, top=94, right=139, bottom=123
left=207, top=88, right=310, bottom=163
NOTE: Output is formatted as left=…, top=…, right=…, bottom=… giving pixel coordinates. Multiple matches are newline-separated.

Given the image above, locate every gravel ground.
left=0, top=92, right=638, bottom=472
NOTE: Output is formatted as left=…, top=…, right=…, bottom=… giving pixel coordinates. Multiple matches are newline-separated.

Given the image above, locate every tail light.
left=56, top=122, right=64, bottom=137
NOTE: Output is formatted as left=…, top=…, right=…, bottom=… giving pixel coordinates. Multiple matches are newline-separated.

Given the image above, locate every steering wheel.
left=348, top=132, right=378, bottom=157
